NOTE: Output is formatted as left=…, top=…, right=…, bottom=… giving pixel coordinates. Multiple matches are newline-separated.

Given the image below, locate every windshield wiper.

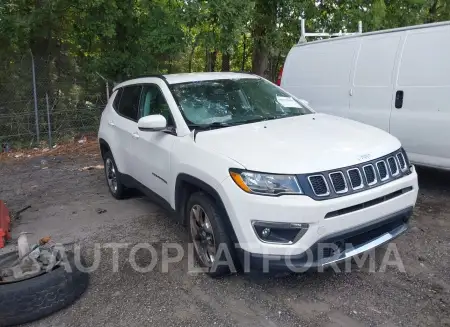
left=233, top=114, right=290, bottom=125
left=189, top=121, right=233, bottom=130
left=190, top=122, right=234, bottom=141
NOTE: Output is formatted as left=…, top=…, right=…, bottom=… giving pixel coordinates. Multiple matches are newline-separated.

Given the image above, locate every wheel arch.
left=99, top=138, right=111, bottom=160
left=175, top=173, right=238, bottom=243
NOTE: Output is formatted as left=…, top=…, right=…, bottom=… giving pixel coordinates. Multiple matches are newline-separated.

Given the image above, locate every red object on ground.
left=0, top=200, right=11, bottom=248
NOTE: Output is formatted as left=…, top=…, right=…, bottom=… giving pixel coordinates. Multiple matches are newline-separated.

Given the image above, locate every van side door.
left=281, top=39, right=358, bottom=117
left=348, top=33, right=402, bottom=132
left=390, top=25, right=450, bottom=168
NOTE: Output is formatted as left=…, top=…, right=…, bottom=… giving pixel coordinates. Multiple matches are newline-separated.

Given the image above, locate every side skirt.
left=120, top=174, right=180, bottom=222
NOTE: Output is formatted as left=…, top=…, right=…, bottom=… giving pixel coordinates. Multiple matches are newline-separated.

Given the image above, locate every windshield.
left=170, top=78, right=312, bottom=128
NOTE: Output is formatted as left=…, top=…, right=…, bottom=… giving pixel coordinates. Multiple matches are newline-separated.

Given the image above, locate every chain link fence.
left=0, top=53, right=109, bottom=150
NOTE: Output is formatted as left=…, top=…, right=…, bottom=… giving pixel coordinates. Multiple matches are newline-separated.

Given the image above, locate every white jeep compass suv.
left=98, top=72, right=418, bottom=276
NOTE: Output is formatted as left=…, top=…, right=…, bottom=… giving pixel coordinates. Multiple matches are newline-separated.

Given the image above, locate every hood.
left=195, top=113, right=401, bottom=174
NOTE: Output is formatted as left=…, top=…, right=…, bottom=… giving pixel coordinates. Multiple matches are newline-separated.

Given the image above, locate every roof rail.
left=299, top=18, right=363, bottom=43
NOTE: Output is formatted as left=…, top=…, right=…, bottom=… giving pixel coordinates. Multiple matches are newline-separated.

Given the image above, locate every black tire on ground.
left=103, top=151, right=127, bottom=199
left=0, top=252, right=89, bottom=327
left=187, top=192, right=238, bottom=278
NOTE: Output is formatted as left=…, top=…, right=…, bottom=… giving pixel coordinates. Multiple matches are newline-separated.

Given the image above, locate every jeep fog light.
left=252, top=221, right=309, bottom=244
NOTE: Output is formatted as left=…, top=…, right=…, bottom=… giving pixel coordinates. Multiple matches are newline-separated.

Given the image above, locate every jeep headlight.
left=229, top=169, right=303, bottom=196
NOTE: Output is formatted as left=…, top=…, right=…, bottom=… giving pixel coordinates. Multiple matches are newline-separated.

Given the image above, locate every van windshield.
left=170, top=78, right=312, bottom=129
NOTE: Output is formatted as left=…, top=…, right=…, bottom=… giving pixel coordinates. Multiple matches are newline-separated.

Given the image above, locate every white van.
left=280, top=21, right=450, bottom=170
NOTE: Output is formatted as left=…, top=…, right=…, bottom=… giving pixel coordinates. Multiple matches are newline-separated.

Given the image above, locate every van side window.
left=118, top=86, right=142, bottom=121
left=140, top=84, right=175, bottom=127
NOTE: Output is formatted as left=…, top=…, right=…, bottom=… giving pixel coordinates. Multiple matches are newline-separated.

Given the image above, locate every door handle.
left=395, top=90, right=404, bottom=109
left=108, top=120, right=115, bottom=127
left=131, top=132, right=140, bottom=139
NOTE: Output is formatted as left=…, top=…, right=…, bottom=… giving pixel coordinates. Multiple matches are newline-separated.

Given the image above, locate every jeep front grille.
left=397, top=153, right=407, bottom=171
left=308, top=175, right=329, bottom=196
left=388, top=157, right=399, bottom=176
left=329, top=172, right=347, bottom=194
left=302, top=149, right=411, bottom=200
left=376, top=161, right=389, bottom=181
left=347, top=168, right=364, bottom=190
left=363, top=164, right=377, bottom=185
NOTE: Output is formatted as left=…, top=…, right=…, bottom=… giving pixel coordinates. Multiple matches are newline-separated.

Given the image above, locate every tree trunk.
left=241, top=34, right=246, bottom=71
left=188, top=37, right=199, bottom=73
left=251, top=38, right=269, bottom=77
left=221, top=52, right=231, bottom=71
left=167, top=58, right=173, bottom=74
left=204, top=48, right=209, bottom=72
left=188, top=46, right=197, bottom=73
left=210, top=50, right=218, bottom=72
left=272, top=51, right=281, bottom=82
left=251, top=0, right=276, bottom=77
left=427, top=0, right=439, bottom=22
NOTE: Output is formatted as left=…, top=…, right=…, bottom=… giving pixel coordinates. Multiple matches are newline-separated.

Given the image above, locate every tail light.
left=276, top=66, right=284, bottom=86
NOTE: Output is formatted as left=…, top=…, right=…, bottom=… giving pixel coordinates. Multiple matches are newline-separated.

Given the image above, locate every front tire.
left=187, top=192, right=237, bottom=277
left=103, top=152, right=126, bottom=199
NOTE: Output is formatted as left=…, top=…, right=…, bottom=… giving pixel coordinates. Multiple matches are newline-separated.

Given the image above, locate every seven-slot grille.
left=376, top=161, right=388, bottom=181
left=387, top=157, right=399, bottom=176
left=308, top=175, right=329, bottom=196
left=396, top=153, right=407, bottom=171
left=363, top=165, right=377, bottom=185
left=306, top=150, right=410, bottom=199
left=329, top=172, right=347, bottom=193
left=347, top=168, right=363, bottom=190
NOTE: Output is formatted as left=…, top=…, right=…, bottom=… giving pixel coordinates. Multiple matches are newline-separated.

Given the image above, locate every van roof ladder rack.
left=299, top=18, right=363, bottom=43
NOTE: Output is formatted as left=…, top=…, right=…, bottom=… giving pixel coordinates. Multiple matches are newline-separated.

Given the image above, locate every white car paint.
left=281, top=21, right=450, bottom=170
left=195, top=113, right=401, bottom=173
left=99, top=72, right=418, bottom=263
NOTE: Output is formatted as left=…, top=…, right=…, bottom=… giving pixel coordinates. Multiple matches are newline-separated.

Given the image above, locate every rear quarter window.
left=117, top=85, right=142, bottom=121
left=112, top=89, right=123, bottom=111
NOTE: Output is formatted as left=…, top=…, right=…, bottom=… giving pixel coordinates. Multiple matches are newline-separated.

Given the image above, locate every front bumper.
left=236, top=206, right=412, bottom=272
left=220, top=166, right=418, bottom=256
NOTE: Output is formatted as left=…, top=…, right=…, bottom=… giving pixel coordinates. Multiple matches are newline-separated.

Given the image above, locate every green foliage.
left=1, top=0, right=449, bottom=82
left=1, top=0, right=449, bottom=145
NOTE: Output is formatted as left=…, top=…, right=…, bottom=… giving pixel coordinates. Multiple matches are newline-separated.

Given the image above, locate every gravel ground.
left=0, top=149, right=449, bottom=327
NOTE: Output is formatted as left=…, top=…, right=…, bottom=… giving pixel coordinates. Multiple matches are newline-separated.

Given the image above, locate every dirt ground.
left=0, top=143, right=449, bottom=327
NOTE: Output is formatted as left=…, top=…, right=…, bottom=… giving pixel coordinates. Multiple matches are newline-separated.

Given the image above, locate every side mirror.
left=138, top=115, right=167, bottom=131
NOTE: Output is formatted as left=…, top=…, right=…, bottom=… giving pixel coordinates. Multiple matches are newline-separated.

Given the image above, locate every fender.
left=98, top=138, right=110, bottom=159
left=175, top=173, right=238, bottom=244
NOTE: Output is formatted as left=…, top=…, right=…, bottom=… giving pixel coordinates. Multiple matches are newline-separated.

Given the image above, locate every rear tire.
left=187, top=192, right=237, bottom=277
left=0, top=252, right=89, bottom=326
left=103, top=152, right=126, bottom=199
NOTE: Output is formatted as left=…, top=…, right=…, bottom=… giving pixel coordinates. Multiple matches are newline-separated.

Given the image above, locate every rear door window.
left=118, top=85, right=142, bottom=121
